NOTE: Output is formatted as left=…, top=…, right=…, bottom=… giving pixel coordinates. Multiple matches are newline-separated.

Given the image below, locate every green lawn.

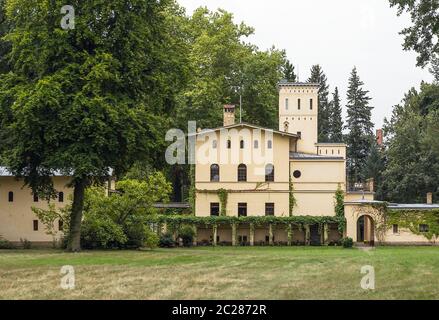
left=1, top=246, right=439, bottom=299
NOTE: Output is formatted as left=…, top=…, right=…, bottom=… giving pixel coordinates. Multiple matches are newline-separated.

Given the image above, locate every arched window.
left=284, top=121, right=289, bottom=132
left=227, top=140, right=231, bottom=149
left=254, top=140, right=259, bottom=149
left=59, top=192, right=64, bottom=203
left=265, top=164, right=274, bottom=182
left=240, top=140, right=244, bottom=149
left=237, top=164, right=247, bottom=182
left=210, top=164, right=220, bottom=182
left=267, top=140, right=272, bottom=149
left=8, top=191, right=13, bottom=202
left=212, top=140, right=217, bottom=149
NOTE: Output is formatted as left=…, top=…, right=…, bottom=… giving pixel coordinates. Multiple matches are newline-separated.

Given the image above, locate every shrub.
left=20, top=238, right=32, bottom=249
left=341, top=237, right=353, bottom=248
left=0, top=237, right=15, bottom=249
left=159, top=233, right=175, bottom=248
left=125, top=222, right=159, bottom=249
left=80, top=214, right=127, bottom=249
left=179, top=225, right=195, bottom=247
left=143, top=229, right=159, bottom=249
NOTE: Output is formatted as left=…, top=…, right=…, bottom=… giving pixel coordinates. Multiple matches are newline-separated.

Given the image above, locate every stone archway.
left=357, top=215, right=375, bottom=246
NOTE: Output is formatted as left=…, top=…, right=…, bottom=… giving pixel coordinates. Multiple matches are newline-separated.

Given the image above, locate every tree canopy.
left=389, top=0, right=439, bottom=67
left=0, top=0, right=187, bottom=251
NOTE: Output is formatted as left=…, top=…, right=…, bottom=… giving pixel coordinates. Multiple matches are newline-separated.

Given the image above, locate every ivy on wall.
left=217, top=188, right=228, bottom=216
left=386, top=209, right=439, bottom=240
left=145, top=214, right=343, bottom=230
left=188, top=165, right=196, bottom=215
left=334, top=184, right=346, bottom=233
left=289, top=176, right=297, bottom=217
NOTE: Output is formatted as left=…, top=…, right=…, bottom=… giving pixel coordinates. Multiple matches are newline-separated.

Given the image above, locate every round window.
left=293, top=170, right=301, bottom=178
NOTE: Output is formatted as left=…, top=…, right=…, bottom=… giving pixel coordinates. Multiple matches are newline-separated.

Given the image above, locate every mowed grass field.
left=1, top=246, right=439, bottom=299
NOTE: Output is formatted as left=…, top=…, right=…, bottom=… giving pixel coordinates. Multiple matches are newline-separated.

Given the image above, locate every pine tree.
left=345, top=67, right=374, bottom=183
left=283, top=60, right=297, bottom=82
left=362, top=142, right=386, bottom=200
left=328, top=87, right=343, bottom=142
left=308, top=65, right=330, bottom=142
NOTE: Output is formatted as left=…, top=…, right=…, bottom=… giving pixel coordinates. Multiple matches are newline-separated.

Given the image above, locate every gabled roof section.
left=189, top=122, right=300, bottom=139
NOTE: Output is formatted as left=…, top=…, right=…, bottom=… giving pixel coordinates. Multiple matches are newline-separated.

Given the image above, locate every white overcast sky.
left=178, top=0, right=433, bottom=129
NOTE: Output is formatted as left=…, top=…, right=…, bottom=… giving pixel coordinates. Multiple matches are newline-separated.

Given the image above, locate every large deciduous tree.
left=0, top=0, right=11, bottom=74
left=0, top=0, right=186, bottom=251
left=382, top=83, right=439, bottom=202
left=308, top=65, right=331, bottom=142
left=389, top=0, right=439, bottom=67
left=345, top=67, right=374, bottom=183
left=175, top=8, right=286, bottom=130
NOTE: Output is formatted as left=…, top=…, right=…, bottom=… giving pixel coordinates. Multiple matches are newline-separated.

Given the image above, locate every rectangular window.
left=265, top=203, right=274, bottom=216
left=33, top=220, right=39, bottom=231
left=285, top=98, right=289, bottom=110
left=393, top=224, right=398, bottom=234
left=33, top=194, right=38, bottom=202
left=298, top=98, right=301, bottom=110
left=419, top=224, right=429, bottom=233
left=238, top=203, right=247, bottom=217
left=210, top=203, right=220, bottom=216
left=310, top=98, right=313, bottom=110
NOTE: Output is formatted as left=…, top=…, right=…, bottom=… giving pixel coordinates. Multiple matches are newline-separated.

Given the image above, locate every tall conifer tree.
left=345, top=67, right=374, bottom=183
left=283, top=60, right=297, bottom=82
left=329, top=87, right=343, bottom=142
left=308, top=65, right=330, bottom=142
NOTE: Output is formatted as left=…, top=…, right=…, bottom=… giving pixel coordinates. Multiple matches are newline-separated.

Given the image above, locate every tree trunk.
left=231, top=223, right=237, bottom=246
left=287, top=224, right=292, bottom=246
left=269, top=223, right=274, bottom=246
left=67, top=178, right=87, bottom=252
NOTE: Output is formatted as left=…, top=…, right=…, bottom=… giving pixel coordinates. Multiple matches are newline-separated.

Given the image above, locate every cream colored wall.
left=0, top=176, right=72, bottom=242
left=195, top=192, right=289, bottom=217
left=195, top=128, right=291, bottom=217
left=290, top=159, right=345, bottom=216
left=345, top=193, right=375, bottom=202
left=383, top=227, right=434, bottom=243
left=315, top=143, right=346, bottom=158
left=195, top=129, right=290, bottom=183
left=279, top=85, right=318, bottom=154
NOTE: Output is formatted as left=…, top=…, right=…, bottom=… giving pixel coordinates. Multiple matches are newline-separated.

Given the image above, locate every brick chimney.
left=223, top=105, right=235, bottom=126
left=427, top=192, right=433, bottom=204
left=376, top=129, right=383, bottom=147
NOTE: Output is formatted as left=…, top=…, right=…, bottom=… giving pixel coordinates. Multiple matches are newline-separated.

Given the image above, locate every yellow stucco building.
left=192, top=82, right=439, bottom=246
left=1, top=82, right=438, bottom=247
